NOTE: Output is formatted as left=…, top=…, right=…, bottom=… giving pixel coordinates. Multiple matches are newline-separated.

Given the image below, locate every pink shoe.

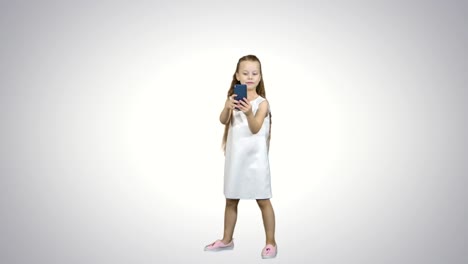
left=261, top=244, right=277, bottom=259
left=204, top=239, right=234, bottom=251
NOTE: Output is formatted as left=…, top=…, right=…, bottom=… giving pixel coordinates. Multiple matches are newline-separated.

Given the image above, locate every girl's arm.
left=243, top=100, right=269, bottom=134
left=220, top=95, right=237, bottom=124
left=219, top=106, right=232, bottom=124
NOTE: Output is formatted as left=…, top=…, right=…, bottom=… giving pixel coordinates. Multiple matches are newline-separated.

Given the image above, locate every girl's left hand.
left=236, top=98, right=253, bottom=116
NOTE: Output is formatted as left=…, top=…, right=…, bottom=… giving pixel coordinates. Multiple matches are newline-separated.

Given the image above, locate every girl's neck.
left=247, top=90, right=259, bottom=101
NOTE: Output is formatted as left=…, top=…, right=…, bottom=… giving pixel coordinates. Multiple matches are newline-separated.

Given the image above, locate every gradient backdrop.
left=1, top=0, right=467, bottom=263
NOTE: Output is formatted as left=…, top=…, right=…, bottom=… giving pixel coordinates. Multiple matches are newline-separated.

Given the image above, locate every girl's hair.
left=222, top=54, right=272, bottom=152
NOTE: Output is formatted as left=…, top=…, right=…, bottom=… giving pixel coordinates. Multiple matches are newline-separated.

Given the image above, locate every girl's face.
left=236, top=60, right=261, bottom=90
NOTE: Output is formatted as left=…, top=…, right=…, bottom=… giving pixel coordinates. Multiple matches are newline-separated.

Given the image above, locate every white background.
left=1, top=0, right=467, bottom=263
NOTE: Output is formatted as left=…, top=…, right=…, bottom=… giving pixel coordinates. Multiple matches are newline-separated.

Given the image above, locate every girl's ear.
left=235, top=72, right=240, bottom=81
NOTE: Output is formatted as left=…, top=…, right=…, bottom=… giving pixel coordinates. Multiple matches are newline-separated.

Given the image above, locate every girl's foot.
left=261, top=244, right=277, bottom=259
left=204, top=239, right=234, bottom=251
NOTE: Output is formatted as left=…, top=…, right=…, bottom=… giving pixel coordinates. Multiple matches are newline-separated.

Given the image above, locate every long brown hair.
left=222, top=55, right=272, bottom=152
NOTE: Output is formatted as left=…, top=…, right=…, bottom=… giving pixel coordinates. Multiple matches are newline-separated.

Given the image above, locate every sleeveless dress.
left=224, top=96, right=272, bottom=199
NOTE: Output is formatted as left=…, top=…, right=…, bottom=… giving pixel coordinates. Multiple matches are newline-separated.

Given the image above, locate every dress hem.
left=224, top=196, right=272, bottom=200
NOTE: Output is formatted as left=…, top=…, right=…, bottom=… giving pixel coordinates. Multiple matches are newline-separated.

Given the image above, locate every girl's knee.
left=226, top=199, right=240, bottom=207
left=256, top=199, right=271, bottom=208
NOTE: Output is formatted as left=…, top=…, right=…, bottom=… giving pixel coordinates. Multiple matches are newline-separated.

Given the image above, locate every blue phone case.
left=234, top=84, right=247, bottom=101
left=234, top=84, right=247, bottom=111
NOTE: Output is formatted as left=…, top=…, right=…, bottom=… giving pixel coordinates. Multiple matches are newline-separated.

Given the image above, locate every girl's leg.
left=222, top=198, right=240, bottom=244
left=256, top=199, right=276, bottom=246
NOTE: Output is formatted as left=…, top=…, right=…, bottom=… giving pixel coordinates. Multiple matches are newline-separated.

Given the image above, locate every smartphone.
left=234, top=84, right=247, bottom=101
left=233, top=84, right=247, bottom=111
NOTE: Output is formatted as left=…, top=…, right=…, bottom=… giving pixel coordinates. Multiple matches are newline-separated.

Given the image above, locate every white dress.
left=224, top=96, right=272, bottom=199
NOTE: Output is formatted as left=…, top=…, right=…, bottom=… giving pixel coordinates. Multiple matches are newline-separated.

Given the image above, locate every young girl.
left=204, top=55, right=277, bottom=259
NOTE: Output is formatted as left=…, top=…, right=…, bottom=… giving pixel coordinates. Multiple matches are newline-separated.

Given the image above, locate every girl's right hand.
left=225, top=94, right=238, bottom=110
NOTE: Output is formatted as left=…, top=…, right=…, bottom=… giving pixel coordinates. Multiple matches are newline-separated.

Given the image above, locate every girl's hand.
left=237, top=98, right=253, bottom=116
left=225, top=94, right=238, bottom=110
